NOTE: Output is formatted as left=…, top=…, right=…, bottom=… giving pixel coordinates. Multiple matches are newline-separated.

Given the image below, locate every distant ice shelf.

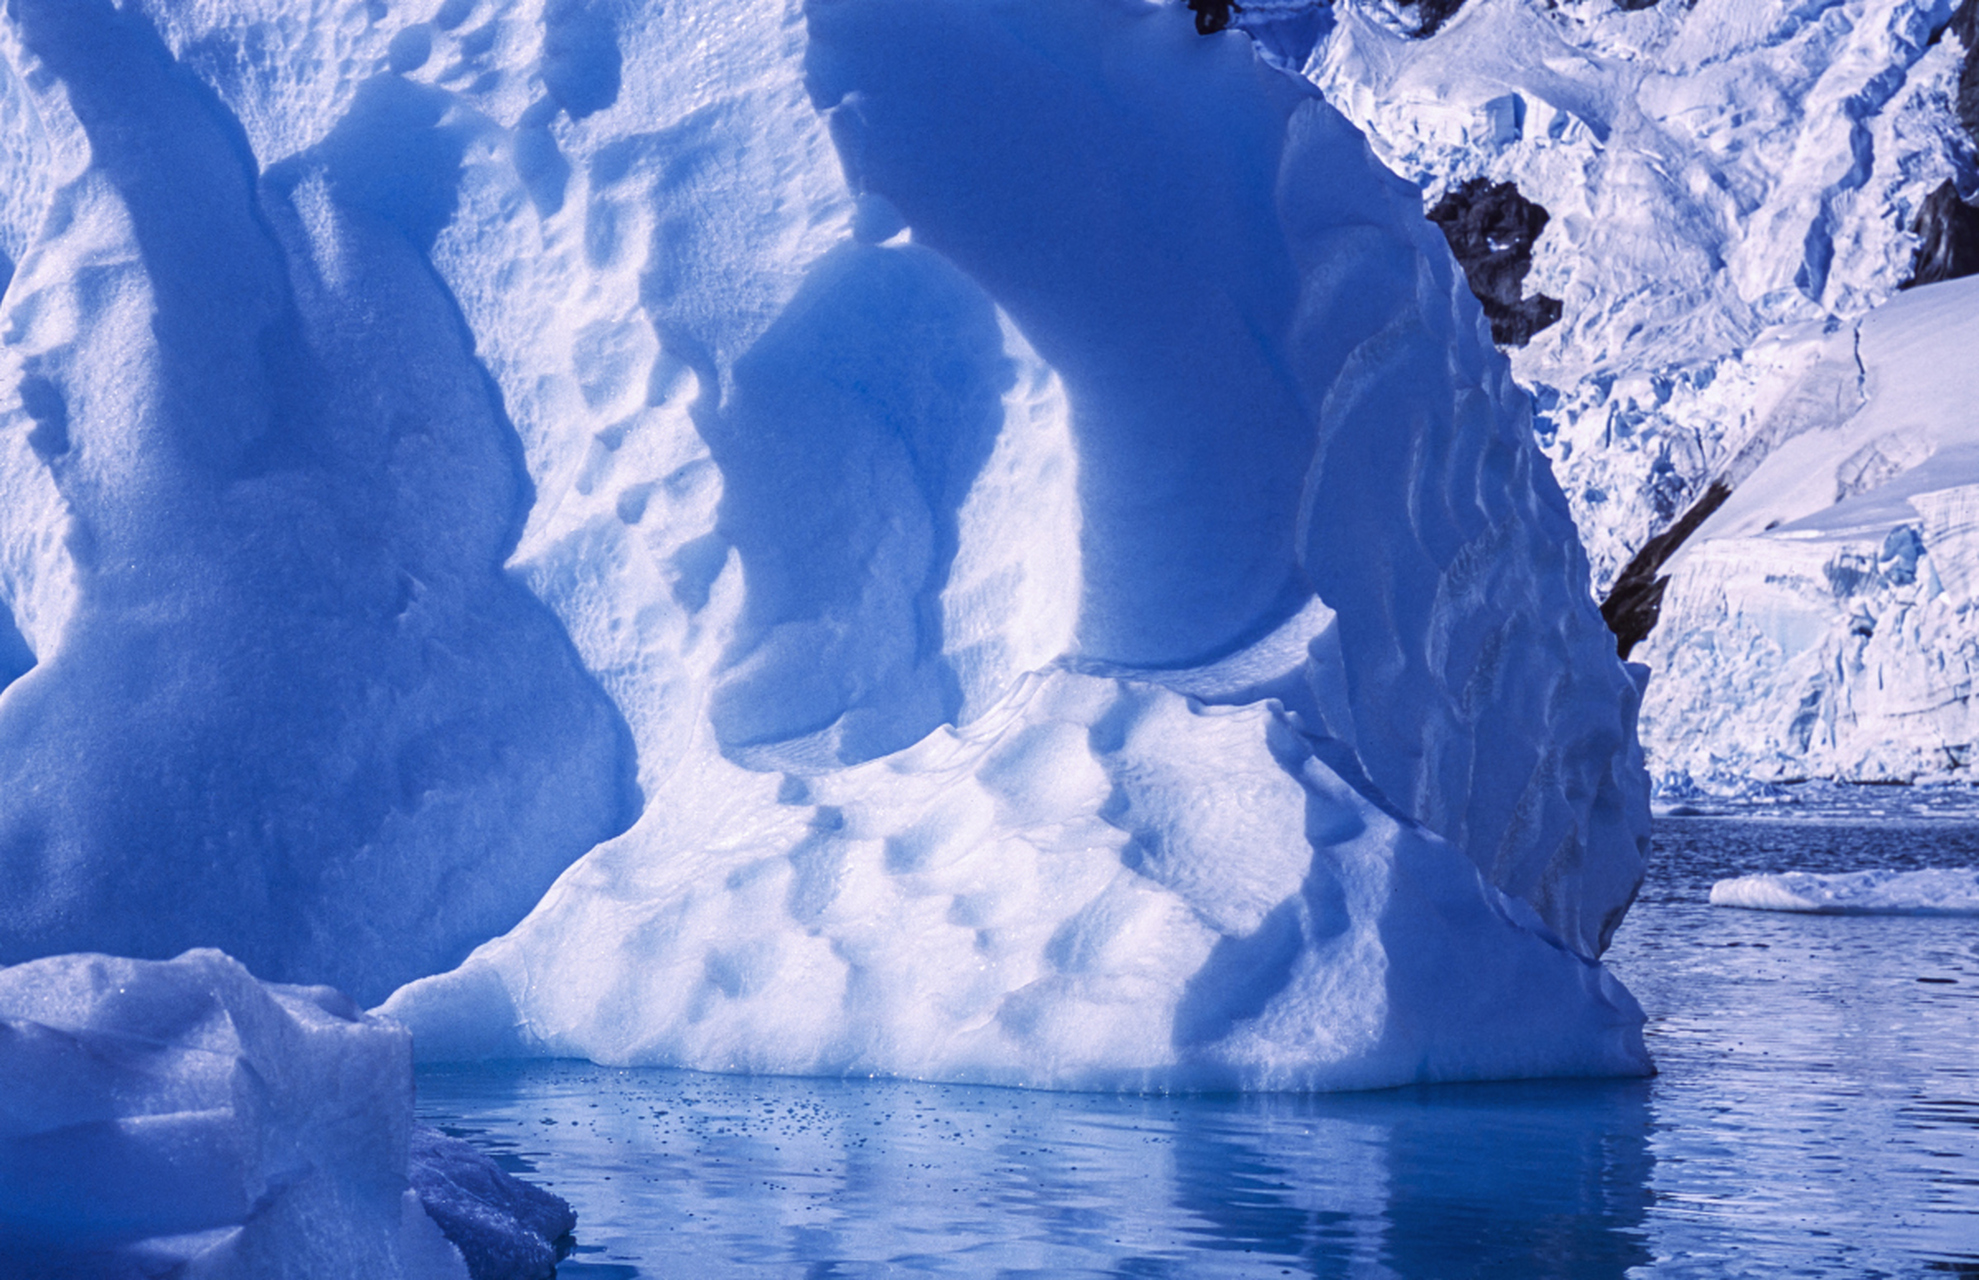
left=1711, top=868, right=1979, bottom=915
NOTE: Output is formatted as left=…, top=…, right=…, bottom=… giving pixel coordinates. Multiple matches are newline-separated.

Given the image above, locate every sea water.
left=415, top=810, right=1979, bottom=1276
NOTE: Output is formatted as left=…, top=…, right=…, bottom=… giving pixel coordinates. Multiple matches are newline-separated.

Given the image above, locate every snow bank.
left=0, top=949, right=470, bottom=1279
left=1711, top=868, right=1979, bottom=915
left=0, top=0, right=1650, bottom=1090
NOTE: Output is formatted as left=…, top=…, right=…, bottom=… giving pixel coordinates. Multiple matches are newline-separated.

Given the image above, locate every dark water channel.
left=417, top=811, right=1979, bottom=1277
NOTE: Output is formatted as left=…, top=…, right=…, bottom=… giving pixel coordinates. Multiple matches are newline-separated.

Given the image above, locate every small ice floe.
left=1710, top=869, right=1979, bottom=916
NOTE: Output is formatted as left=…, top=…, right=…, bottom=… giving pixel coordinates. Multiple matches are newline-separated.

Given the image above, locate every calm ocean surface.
left=417, top=805, right=1979, bottom=1277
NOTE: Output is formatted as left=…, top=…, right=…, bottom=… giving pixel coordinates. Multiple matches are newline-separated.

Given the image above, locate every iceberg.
left=378, top=0, right=1652, bottom=1089
left=1711, top=868, right=1979, bottom=916
left=0, top=0, right=1650, bottom=1090
left=0, top=951, right=417, bottom=1277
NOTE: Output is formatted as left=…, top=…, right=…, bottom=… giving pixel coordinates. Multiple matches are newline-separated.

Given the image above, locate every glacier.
left=1637, top=274, right=1979, bottom=788
left=1313, top=0, right=1975, bottom=593
left=0, top=948, right=570, bottom=1280
left=0, top=0, right=1653, bottom=1094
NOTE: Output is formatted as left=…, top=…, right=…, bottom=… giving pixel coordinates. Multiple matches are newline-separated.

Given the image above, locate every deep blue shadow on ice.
left=806, top=0, right=1315, bottom=668
left=707, top=241, right=1011, bottom=768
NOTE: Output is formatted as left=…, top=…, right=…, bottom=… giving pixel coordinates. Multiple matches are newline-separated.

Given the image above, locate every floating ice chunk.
left=0, top=949, right=573, bottom=1280
left=1710, top=869, right=1979, bottom=916
left=0, top=949, right=467, bottom=1279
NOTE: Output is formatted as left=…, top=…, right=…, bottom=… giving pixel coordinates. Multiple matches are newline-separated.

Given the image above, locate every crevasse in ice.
left=0, top=0, right=1650, bottom=1089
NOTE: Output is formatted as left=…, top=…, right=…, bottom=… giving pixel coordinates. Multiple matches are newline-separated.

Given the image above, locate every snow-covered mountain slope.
left=0, top=0, right=1649, bottom=1090
left=1312, top=0, right=1974, bottom=593
left=1636, top=273, right=1979, bottom=789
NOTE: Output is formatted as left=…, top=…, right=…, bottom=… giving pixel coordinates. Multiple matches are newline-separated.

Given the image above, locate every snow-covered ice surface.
left=0, top=0, right=640, bottom=1006
left=0, top=949, right=473, bottom=1280
left=1711, top=867, right=1979, bottom=914
left=376, top=0, right=1651, bottom=1090
left=0, top=0, right=1651, bottom=1090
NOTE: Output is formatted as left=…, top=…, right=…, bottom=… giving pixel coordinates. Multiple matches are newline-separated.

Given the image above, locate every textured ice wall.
left=382, top=0, right=1651, bottom=1088
left=0, top=949, right=470, bottom=1279
left=0, top=0, right=1649, bottom=1089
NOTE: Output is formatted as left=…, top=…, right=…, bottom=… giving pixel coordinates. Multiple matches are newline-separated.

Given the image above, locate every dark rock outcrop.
left=1187, top=0, right=1235, bottom=35
left=1902, top=180, right=1979, bottom=289
left=1600, top=480, right=1732, bottom=660
left=1394, top=0, right=1466, bottom=36
left=1425, top=178, right=1564, bottom=347
left=1958, top=0, right=1979, bottom=141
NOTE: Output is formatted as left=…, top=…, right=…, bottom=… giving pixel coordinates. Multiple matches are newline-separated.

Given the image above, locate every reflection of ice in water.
left=419, top=816, right=1979, bottom=1277
left=416, top=1065, right=1653, bottom=1277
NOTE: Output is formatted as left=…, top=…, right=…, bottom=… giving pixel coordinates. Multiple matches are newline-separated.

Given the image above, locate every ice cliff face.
left=1637, top=275, right=1979, bottom=789
left=1311, top=0, right=1979, bottom=790
left=0, top=0, right=1649, bottom=1089
left=0, top=0, right=639, bottom=1005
